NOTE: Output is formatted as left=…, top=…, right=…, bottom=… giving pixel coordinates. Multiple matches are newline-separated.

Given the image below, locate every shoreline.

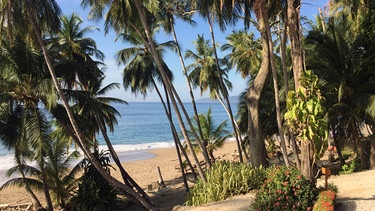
left=0, top=141, right=239, bottom=206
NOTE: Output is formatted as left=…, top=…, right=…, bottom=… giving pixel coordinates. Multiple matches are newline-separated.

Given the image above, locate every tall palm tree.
left=117, top=28, right=199, bottom=184
left=157, top=1, right=208, bottom=158
left=0, top=1, right=154, bottom=209
left=82, top=0, right=210, bottom=183
left=49, top=13, right=104, bottom=90
left=191, top=0, right=245, bottom=162
left=0, top=35, right=57, bottom=210
left=185, top=35, right=241, bottom=162
left=245, top=0, right=273, bottom=167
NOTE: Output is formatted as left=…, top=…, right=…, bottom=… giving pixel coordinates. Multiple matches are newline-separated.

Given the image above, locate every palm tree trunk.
left=169, top=16, right=206, bottom=150
left=288, top=0, right=315, bottom=180
left=170, top=84, right=212, bottom=168
left=39, top=160, right=53, bottom=211
left=279, top=13, right=300, bottom=168
left=29, top=12, right=155, bottom=210
left=160, top=84, right=190, bottom=191
left=93, top=114, right=152, bottom=202
left=266, top=16, right=290, bottom=168
left=247, top=0, right=270, bottom=167
left=330, top=123, right=345, bottom=166
left=133, top=0, right=208, bottom=183
left=15, top=154, right=43, bottom=210
left=213, top=91, right=250, bottom=162
left=206, top=16, right=244, bottom=163
left=151, top=76, right=198, bottom=181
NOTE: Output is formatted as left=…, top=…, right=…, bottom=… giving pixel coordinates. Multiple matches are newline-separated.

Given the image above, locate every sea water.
left=0, top=101, right=237, bottom=185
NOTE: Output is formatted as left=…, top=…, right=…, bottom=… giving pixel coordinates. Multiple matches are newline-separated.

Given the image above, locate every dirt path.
left=317, top=169, right=375, bottom=211
left=175, top=169, right=375, bottom=211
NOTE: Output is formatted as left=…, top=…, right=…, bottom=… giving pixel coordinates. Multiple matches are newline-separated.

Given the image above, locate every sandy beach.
left=1, top=141, right=374, bottom=210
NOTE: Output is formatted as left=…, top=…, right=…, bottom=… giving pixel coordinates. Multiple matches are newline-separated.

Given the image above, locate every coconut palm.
left=1, top=138, right=83, bottom=209
left=305, top=16, right=375, bottom=169
left=0, top=2, right=145, bottom=209
left=190, top=0, right=245, bottom=162
left=0, top=34, right=58, bottom=210
left=156, top=1, right=207, bottom=153
left=117, top=27, right=199, bottom=186
left=48, top=13, right=105, bottom=90
left=189, top=107, right=231, bottom=161
left=82, top=0, right=209, bottom=184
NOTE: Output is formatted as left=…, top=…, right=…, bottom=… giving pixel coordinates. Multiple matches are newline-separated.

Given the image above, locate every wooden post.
left=157, top=166, right=166, bottom=190
left=322, top=167, right=331, bottom=190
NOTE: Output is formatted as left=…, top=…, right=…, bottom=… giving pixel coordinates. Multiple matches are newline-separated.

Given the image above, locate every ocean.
left=0, top=102, right=237, bottom=185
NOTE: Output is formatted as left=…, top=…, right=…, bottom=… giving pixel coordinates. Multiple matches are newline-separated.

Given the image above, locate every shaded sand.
left=1, top=141, right=374, bottom=211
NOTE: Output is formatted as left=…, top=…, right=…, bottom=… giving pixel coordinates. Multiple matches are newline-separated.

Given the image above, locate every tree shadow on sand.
left=126, top=174, right=194, bottom=211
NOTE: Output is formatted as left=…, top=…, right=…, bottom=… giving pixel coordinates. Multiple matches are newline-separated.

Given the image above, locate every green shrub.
left=340, top=158, right=361, bottom=174
left=68, top=150, right=120, bottom=211
left=251, top=165, right=318, bottom=211
left=186, top=161, right=266, bottom=206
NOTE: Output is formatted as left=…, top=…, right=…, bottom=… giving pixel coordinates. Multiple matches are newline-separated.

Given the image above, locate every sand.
left=1, top=141, right=374, bottom=211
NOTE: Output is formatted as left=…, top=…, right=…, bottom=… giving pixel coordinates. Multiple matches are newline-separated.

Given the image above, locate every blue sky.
left=56, top=0, right=328, bottom=102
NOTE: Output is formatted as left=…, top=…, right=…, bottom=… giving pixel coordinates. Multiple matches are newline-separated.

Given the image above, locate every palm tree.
left=82, top=0, right=210, bottom=183
left=191, top=0, right=245, bottom=163
left=49, top=13, right=104, bottom=90
left=185, top=35, right=243, bottom=162
left=243, top=0, right=273, bottom=167
left=157, top=1, right=208, bottom=156
left=305, top=15, right=375, bottom=169
left=117, top=27, right=199, bottom=185
left=0, top=34, right=57, bottom=210
left=0, top=104, right=44, bottom=210
left=189, top=107, right=231, bottom=161
left=1, top=138, right=82, bottom=209
left=0, top=1, right=154, bottom=209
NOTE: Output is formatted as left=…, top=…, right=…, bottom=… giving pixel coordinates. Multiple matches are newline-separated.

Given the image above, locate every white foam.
left=0, top=141, right=176, bottom=186
left=98, top=141, right=175, bottom=153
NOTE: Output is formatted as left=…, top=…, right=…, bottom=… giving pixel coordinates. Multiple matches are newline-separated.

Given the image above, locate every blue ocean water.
left=101, top=102, right=234, bottom=147
left=0, top=102, right=237, bottom=184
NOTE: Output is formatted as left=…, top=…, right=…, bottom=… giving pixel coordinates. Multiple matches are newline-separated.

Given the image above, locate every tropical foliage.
left=186, top=161, right=266, bottom=206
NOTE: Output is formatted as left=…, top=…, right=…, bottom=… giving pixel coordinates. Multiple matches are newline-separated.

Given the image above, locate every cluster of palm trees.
left=1, top=0, right=375, bottom=210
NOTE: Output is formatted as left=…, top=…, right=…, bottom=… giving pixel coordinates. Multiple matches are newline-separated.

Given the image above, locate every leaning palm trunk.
left=158, top=82, right=191, bottom=191
left=206, top=16, right=244, bottom=163
left=170, top=84, right=212, bottom=168
left=214, top=91, right=250, bottom=162
left=169, top=17, right=208, bottom=163
left=133, top=0, right=207, bottom=183
left=29, top=12, right=155, bottom=210
left=93, top=114, right=151, bottom=202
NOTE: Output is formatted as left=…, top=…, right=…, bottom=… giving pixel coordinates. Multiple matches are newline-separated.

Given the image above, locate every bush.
left=68, top=150, right=120, bottom=211
left=185, top=161, right=266, bottom=206
left=251, top=165, right=318, bottom=211
left=313, top=190, right=336, bottom=211
left=340, top=158, right=361, bottom=174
